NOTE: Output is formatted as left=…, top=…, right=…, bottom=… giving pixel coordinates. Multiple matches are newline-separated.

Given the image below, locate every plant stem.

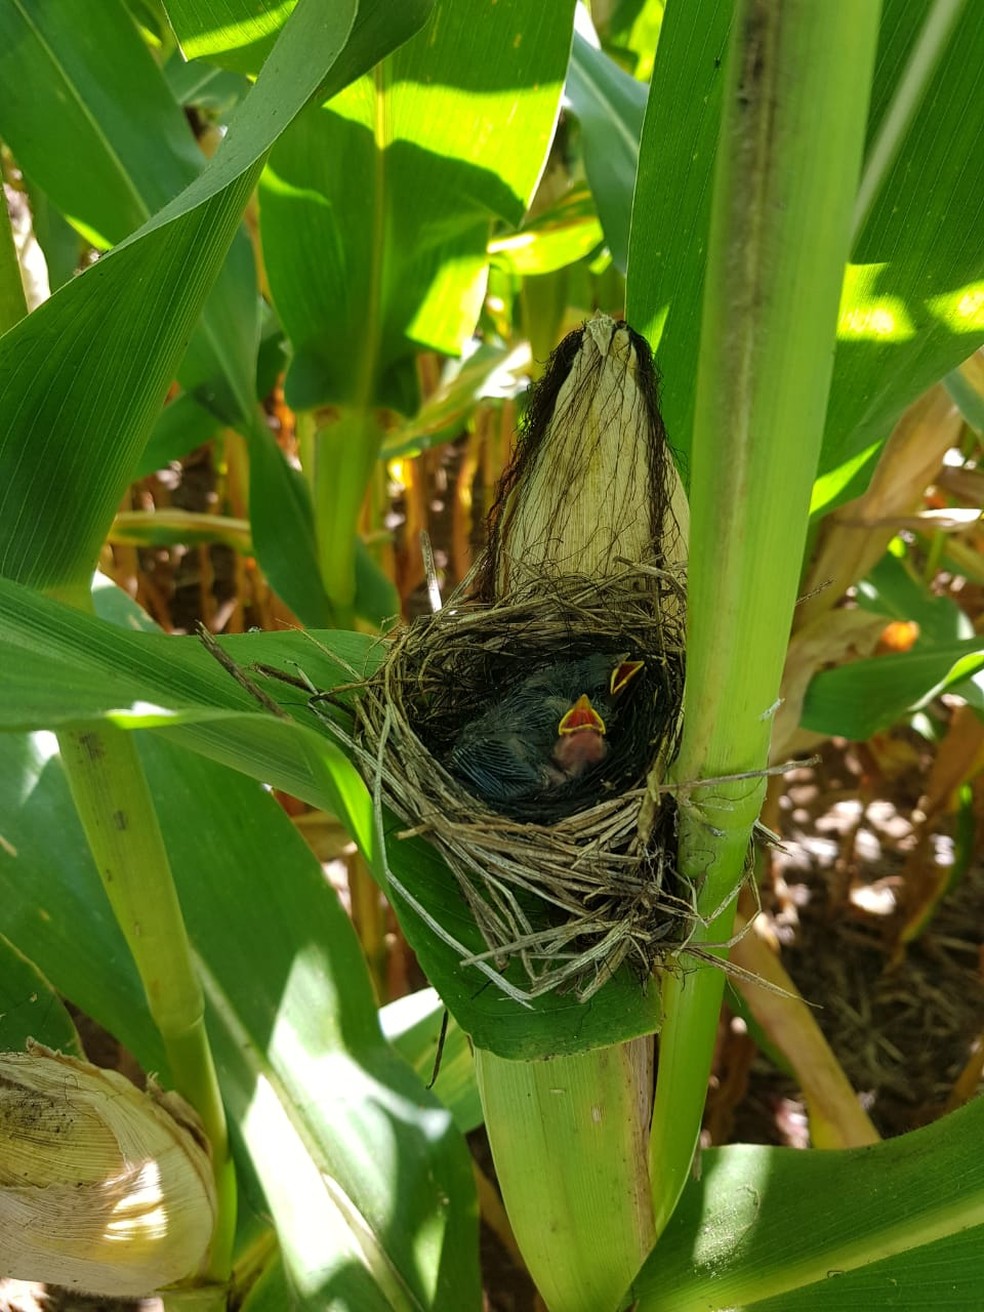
left=308, top=405, right=385, bottom=628
left=476, top=1040, right=654, bottom=1312
left=648, top=0, right=882, bottom=1234
left=59, top=721, right=236, bottom=1284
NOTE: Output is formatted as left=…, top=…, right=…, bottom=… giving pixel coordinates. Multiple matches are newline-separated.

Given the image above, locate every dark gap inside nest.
left=427, top=644, right=667, bottom=822
left=401, top=577, right=684, bottom=824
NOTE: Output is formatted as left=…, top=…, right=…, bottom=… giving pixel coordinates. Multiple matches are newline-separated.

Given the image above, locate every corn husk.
left=348, top=315, right=690, bottom=999
left=0, top=1043, right=216, bottom=1297
left=483, top=314, right=689, bottom=593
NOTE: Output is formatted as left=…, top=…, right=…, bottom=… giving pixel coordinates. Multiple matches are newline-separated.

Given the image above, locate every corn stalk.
left=647, top=0, right=881, bottom=1234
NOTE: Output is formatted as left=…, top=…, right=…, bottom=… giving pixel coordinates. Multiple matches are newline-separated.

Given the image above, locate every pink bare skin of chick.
left=548, top=692, right=608, bottom=783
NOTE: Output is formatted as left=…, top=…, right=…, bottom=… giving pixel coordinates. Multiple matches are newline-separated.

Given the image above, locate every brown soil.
left=728, top=738, right=984, bottom=1149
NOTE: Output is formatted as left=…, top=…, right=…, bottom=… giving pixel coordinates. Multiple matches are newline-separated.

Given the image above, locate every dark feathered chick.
left=446, top=654, right=643, bottom=806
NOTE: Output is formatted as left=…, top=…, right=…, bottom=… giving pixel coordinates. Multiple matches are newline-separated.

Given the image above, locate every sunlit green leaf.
left=0, top=0, right=202, bottom=246
left=0, top=0, right=259, bottom=426
left=258, top=0, right=574, bottom=622
left=0, top=0, right=427, bottom=593
left=629, top=1098, right=984, bottom=1309
left=382, top=340, right=530, bottom=459
left=380, top=988, right=482, bottom=1135
left=0, top=581, right=480, bottom=1308
left=815, top=0, right=984, bottom=514
left=164, top=0, right=294, bottom=67
left=597, top=0, right=664, bottom=82
left=566, top=20, right=647, bottom=272
left=489, top=186, right=603, bottom=279
left=261, top=0, right=576, bottom=413
left=628, top=0, right=984, bottom=520
left=801, top=635, right=984, bottom=739
left=625, top=0, right=730, bottom=463
left=0, top=726, right=481, bottom=1306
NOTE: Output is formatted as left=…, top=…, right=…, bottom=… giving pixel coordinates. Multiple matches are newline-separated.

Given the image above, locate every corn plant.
left=1, top=0, right=983, bottom=1308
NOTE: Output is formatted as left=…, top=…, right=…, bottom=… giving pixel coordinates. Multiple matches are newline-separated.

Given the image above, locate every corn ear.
left=0, top=1044, right=216, bottom=1297
left=492, top=314, right=688, bottom=594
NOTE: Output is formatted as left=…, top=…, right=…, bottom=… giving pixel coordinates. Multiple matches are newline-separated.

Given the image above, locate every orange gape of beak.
left=610, top=660, right=644, bottom=696
left=553, top=694, right=607, bottom=778
left=557, top=693, right=606, bottom=736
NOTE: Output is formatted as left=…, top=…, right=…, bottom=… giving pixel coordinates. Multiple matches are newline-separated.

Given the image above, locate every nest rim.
left=347, top=564, right=693, bottom=1001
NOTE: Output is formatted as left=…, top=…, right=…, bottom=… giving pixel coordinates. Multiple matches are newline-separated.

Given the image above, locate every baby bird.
left=446, top=654, right=643, bottom=807
left=551, top=692, right=608, bottom=779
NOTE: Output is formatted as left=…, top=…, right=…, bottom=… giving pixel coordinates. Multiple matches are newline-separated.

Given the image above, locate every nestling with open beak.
left=551, top=692, right=608, bottom=778
left=446, top=654, right=644, bottom=808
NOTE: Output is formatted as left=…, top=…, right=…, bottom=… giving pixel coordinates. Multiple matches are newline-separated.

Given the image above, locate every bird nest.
left=345, top=562, right=691, bottom=1001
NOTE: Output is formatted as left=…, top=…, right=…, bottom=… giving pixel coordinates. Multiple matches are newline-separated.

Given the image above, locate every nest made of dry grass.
left=342, top=562, right=696, bottom=1001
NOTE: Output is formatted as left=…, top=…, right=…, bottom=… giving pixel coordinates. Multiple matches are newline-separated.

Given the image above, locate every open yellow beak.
left=610, top=659, right=644, bottom=695
left=557, top=693, right=606, bottom=736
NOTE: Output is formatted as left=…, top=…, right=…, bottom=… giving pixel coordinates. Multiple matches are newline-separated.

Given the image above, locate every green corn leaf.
left=0, top=0, right=432, bottom=594
left=0, top=0, right=258, bottom=428
left=802, top=636, right=984, bottom=739
left=0, top=573, right=662, bottom=1057
left=566, top=22, right=648, bottom=273
left=261, top=0, right=577, bottom=414
left=628, top=1097, right=984, bottom=1309
left=0, top=582, right=480, bottom=1308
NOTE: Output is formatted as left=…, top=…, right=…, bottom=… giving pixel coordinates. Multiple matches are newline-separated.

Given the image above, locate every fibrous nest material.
left=352, top=566, right=689, bottom=998
left=351, top=315, right=693, bottom=1000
